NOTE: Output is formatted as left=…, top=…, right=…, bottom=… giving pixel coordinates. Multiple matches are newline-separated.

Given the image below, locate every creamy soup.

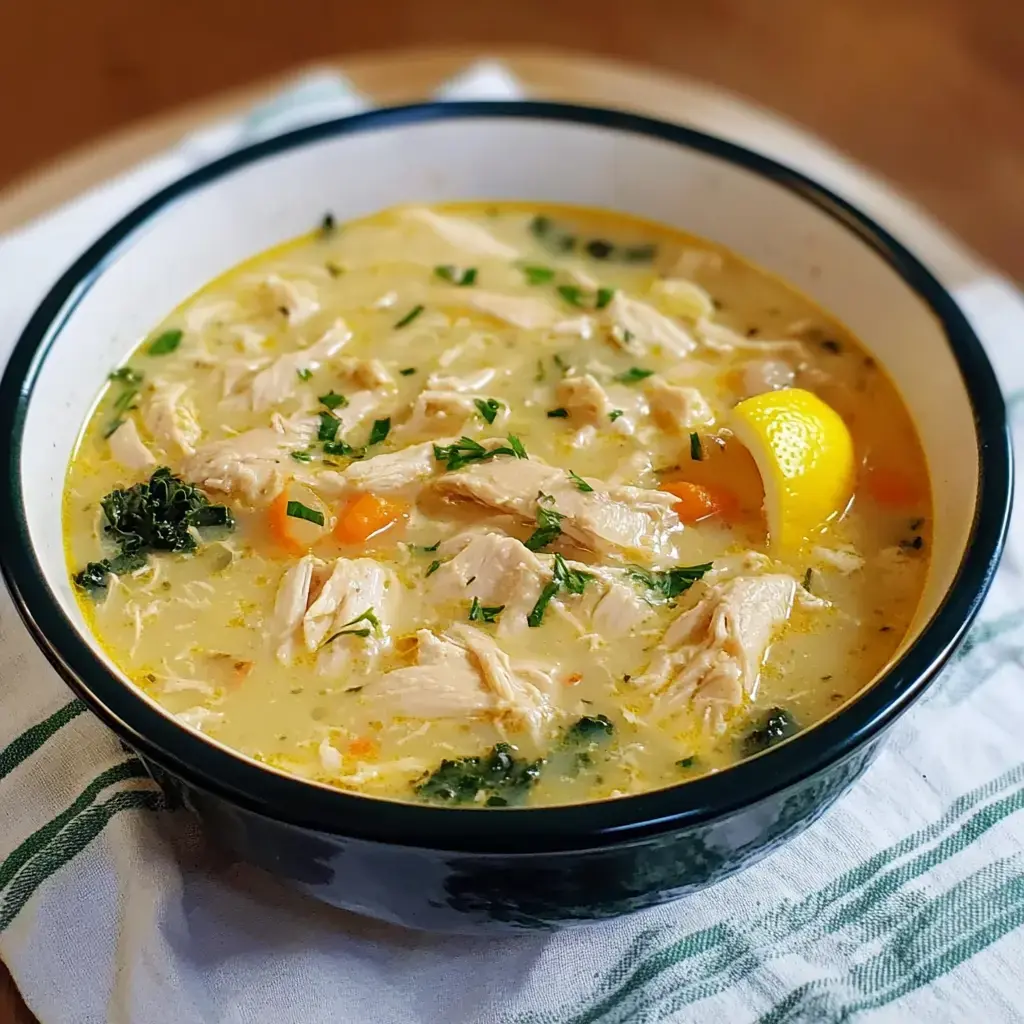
left=64, top=203, right=930, bottom=808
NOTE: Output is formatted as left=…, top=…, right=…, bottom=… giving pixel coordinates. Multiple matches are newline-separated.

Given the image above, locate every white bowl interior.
left=21, top=115, right=977, bottom=681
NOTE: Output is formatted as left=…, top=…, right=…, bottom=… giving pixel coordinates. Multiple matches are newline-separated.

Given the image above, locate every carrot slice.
left=863, top=466, right=925, bottom=509
left=268, top=484, right=331, bottom=553
left=660, top=480, right=737, bottom=523
left=334, top=493, right=409, bottom=545
left=268, top=491, right=306, bottom=554
left=347, top=736, right=379, bottom=759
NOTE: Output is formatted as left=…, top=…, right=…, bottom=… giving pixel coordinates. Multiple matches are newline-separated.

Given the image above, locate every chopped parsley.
left=317, top=411, right=340, bottom=442
left=103, top=367, right=145, bottom=438
left=565, top=714, right=614, bottom=743
left=527, top=553, right=594, bottom=627
left=535, top=359, right=546, bottom=382
left=522, top=265, right=556, bottom=285
left=622, top=242, right=657, bottom=263
left=286, top=500, right=324, bottom=526
left=689, top=432, right=703, bottom=461
left=290, top=450, right=313, bottom=463
left=557, top=284, right=586, bottom=308
left=296, top=367, right=313, bottom=382
left=676, top=756, right=697, bottom=769
left=596, top=287, right=615, bottom=309
left=557, top=284, right=616, bottom=310
left=411, top=540, right=441, bottom=553
left=319, top=391, right=347, bottom=409
left=626, top=562, right=712, bottom=602
left=525, top=494, right=565, bottom=551
left=530, top=215, right=576, bottom=253
left=568, top=469, right=593, bottom=492
left=802, top=567, right=814, bottom=592
left=72, top=468, right=233, bottom=591
left=415, top=742, right=544, bottom=805
left=319, top=212, right=336, bottom=235
left=468, top=597, right=504, bottom=623
left=323, top=439, right=357, bottom=457
left=546, top=407, right=569, bottom=418
left=394, top=304, right=425, bottom=329
left=614, top=366, right=654, bottom=384
left=553, top=353, right=571, bottom=375
left=147, top=328, right=183, bottom=356
left=432, top=435, right=526, bottom=471
left=507, top=434, right=527, bottom=459
left=585, top=239, right=614, bottom=260
left=399, top=367, right=417, bottom=376
left=741, top=707, right=799, bottom=756
left=434, top=265, right=478, bottom=286
left=474, top=398, right=502, bottom=425
left=323, top=608, right=381, bottom=644
left=608, top=409, right=624, bottom=423
left=424, top=559, right=442, bottom=577
left=109, top=366, right=142, bottom=386
left=368, top=418, right=391, bottom=446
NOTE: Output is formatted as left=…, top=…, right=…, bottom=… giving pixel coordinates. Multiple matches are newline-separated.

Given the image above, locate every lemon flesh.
left=730, top=388, right=854, bottom=553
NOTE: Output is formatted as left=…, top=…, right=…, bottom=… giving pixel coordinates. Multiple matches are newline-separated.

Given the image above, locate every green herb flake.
left=394, top=304, right=425, bottom=329
left=802, top=568, right=813, bottom=592
left=689, top=431, right=703, bottom=461
left=412, top=540, right=441, bottom=553
left=147, top=328, right=183, bottom=356
left=596, top=287, right=615, bottom=310
left=676, top=756, right=697, bottom=769
left=565, top=714, right=614, bottom=743
left=614, top=366, right=655, bottom=384
left=522, top=265, right=556, bottom=286
left=434, top=265, right=478, bottom=287
left=507, top=434, right=527, bottom=459
left=622, top=242, right=657, bottom=263
left=535, top=359, right=546, bottom=382
left=399, top=367, right=417, bottom=376
left=741, top=707, right=799, bottom=756
left=286, top=500, right=324, bottom=526
left=323, top=439, right=356, bottom=458
left=568, top=469, right=594, bottom=493
left=425, top=559, right=442, bottom=577
left=469, top=596, right=504, bottom=624
left=527, top=553, right=594, bottom=627
left=296, top=367, right=313, bottom=382
left=547, top=407, right=569, bottom=419
left=368, top=418, right=391, bottom=446
left=557, top=284, right=585, bottom=308
left=608, top=409, right=624, bottom=422
left=290, top=450, right=313, bottom=463
left=415, top=742, right=544, bottom=805
left=317, top=411, right=340, bottom=443
left=626, top=562, right=712, bottom=603
left=319, top=212, right=336, bottom=235
left=325, top=261, right=344, bottom=278
left=474, top=398, right=503, bottom=425
left=319, top=391, right=347, bottom=409
left=108, top=366, right=143, bottom=385
left=525, top=496, right=565, bottom=552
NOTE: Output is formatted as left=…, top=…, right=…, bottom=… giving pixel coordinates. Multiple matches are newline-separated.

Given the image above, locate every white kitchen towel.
left=2, top=61, right=1024, bottom=1024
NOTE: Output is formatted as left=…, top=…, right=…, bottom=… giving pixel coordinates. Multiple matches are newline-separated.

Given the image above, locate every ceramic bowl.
left=0, top=102, right=1011, bottom=932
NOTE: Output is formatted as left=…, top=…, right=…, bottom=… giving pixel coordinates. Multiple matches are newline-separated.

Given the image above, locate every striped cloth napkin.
left=2, top=62, right=1024, bottom=1024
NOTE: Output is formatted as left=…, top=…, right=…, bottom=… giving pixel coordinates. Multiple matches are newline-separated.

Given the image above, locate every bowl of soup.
left=0, top=102, right=1010, bottom=932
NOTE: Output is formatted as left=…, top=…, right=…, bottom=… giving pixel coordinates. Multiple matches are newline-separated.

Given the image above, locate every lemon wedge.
left=730, top=388, right=854, bottom=552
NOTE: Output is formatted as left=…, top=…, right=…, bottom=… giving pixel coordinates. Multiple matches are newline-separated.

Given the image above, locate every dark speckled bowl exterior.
left=0, top=103, right=1011, bottom=932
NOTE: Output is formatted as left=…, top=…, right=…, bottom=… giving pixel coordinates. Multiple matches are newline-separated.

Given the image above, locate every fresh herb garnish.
left=557, top=284, right=585, bottom=308
left=565, top=714, right=614, bottom=743
left=468, top=597, right=504, bottom=624
left=432, top=435, right=524, bottom=471
left=290, top=450, right=313, bottom=463
left=689, top=431, right=703, bottom=461
left=622, top=242, right=657, bottom=263
left=103, top=367, right=145, bottom=437
left=507, top=434, right=527, bottom=459
left=323, top=608, right=381, bottom=645
left=585, top=239, right=614, bottom=260
left=72, top=468, right=233, bottom=591
left=522, top=265, right=556, bottom=285
left=596, top=287, right=615, bottom=309
left=323, top=439, right=357, bottom=457
left=296, top=367, right=313, bottom=381
left=802, top=568, right=813, bottom=592
left=109, top=366, right=143, bottom=386
left=147, top=329, right=183, bottom=356
left=614, top=366, right=654, bottom=384
left=415, top=742, right=544, bottom=805
left=435, top=265, right=478, bottom=286
left=368, top=418, right=391, bottom=446
left=676, top=756, right=697, bottom=769
left=626, top=562, right=712, bottom=602
left=317, top=411, right=340, bottom=442
left=546, top=407, right=569, bottom=418
left=425, top=559, right=442, bottom=577
left=394, top=304, right=425, bottom=329
left=741, top=707, right=799, bottom=756
left=325, top=261, right=344, bottom=278
left=552, top=353, right=571, bottom=375
left=474, top=398, right=502, bottom=425
left=608, top=409, right=624, bottom=422
left=525, top=494, right=565, bottom=552
left=530, top=215, right=576, bottom=253
left=399, top=367, right=417, bottom=376
left=535, top=359, right=546, bottom=382
left=319, top=391, right=347, bottom=409
left=412, top=540, right=441, bottom=553
left=319, top=212, right=336, bottom=235
left=527, top=553, right=594, bottom=627
left=286, top=500, right=324, bottom=526
left=568, top=469, right=593, bottom=492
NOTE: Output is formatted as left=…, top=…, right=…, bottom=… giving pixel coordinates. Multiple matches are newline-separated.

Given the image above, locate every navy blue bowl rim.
left=0, top=101, right=1012, bottom=855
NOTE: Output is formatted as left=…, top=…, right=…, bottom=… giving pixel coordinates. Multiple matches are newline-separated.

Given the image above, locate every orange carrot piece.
left=268, top=491, right=306, bottom=554
left=347, top=736, right=379, bottom=759
left=334, top=493, right=408, bottom=545
left=864, top=467, right=925, bottom=509
left=660, top=480, right=736, bottom=523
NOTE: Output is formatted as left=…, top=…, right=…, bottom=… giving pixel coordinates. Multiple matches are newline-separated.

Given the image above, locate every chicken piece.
left=401, top=207, right=519, bottom=259
left=248, top=320, right=351, bottom=412
left=589, top=573, right=654, bottom=638
left=740, top=359, right=796, bottom=398
left=811, top=545, right=865, bottom=575
left=255, top=274, right=320, bottom=325
left=221, top=356, right=271, bottom=398
left=648, top=278, right=715, bottom=321
left=270, top=555, right=315, bottom=664
left=142, top=380, right=202, bottom=455
left=426, top=367, right=496, bottom=392
left=645, top=378, right=715, bottom=431
left=428, top=532, right=546, bottom=632
left=557, top=374, right=613, bottom=425
left=332, top=390, right=385, bottom=439
left=182, top=424, right=312, bottom=505
left=107, top=418, right=156, bottom=472
left=698, top=320, right=805, bottom=359
left=635, top=574, right=799, bottom=728
left=186, top=300, right=241, bottom=333
left=431, top=457, right=680, bottom=558
left=302, top=557, right=395, bottom=651
left=314, top=440, right=445, bottom=497
left=397, top=390, right=494, bottom=440
left=440, top=290, right=566, bottom=330
left=603, top=292, right=696, bottom=357
left=337, top=357, right=395, bottom=390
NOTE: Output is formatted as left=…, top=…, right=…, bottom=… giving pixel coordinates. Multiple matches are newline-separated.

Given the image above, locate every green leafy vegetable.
left=525, top=494, right=565, bottom=552
left=319, top=212, right=336, bottom=235
left=530, top=215, right=576, bottom=253
left=802, top=568, right=813, bottom=592
left=434, top=265, right=478, bottom=286
left=432, top=435, right=524, bottom=472
left=147, top=329, right=183, bottom=356
left=368, top=418, right=391, bottom=446
left=468, top=597, right=504, bottom=624
left=557, top=284, right=585, bottom=308
left=596, top=287, right=615, bottom=309
left=507, top=434, right=527, bottom=459
left=585, top=239, right=614, bottom=260
left=568, top=469, right=593, bottom=493
left=741, top=707, right=799, bottom=756
left=72, top=468, right=233, bottom=590
left=323, top=439, right=357, bottom=457
left=474, top=398, right=502, bottom=425
left=546, top=407, right=569, bottom=418
left=323, top=608, right=381, bottom=645
left=676, top=756, right=697, bottom=769
left=527, top=553, right=594, bottom=627
left=689, top=431, right=703, bottom=461
left=394, top=304, right=425, bottom=329
left=108, top=366, right=142, bottom=386
left=626, top=562, right=712, bottom=602
left=317, top=411, right=340, bottom=442
left=399, top=367, right=417, bottom=376
left=319, top=391, right=347, bottom=409
left=522, top=265, right=556, bottom=285
left=614, top=367, right=654, bottom=384
left=622, top=242, right=657, bottom=263
left=290, top=450, right=313, bottom=463
left=565, top=714, right=614, bottom=743
left=286, top=500, right=324, bottom=526
left=296, top=367, right=313, bottom=382
left=424, top=559, right=442, bottom=577
left=415, top=742, right=544, bottom=805
left=608, top=409, right=624, bottom=422
left=411, top=540, right=441, bottom=553
left=103, top=367, right=145, bottom=438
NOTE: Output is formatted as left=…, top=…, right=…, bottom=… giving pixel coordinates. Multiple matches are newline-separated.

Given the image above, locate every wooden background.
left=0, top=1, right=1021, bottom=1020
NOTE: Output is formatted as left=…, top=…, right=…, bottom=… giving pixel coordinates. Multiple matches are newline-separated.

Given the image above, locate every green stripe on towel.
left=0, top=699, right=86, bottom=782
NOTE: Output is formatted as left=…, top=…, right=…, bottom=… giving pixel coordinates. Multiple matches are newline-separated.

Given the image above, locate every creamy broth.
left=63, top=203, right=930, bottom=807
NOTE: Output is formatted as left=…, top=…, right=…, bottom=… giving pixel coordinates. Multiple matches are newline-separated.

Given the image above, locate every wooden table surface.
left=0, top=4, right=1021, bottom=1021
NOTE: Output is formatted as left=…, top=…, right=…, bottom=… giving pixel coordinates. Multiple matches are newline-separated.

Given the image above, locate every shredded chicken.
left=315, top=439, right=446, bottom=497
left=741, top=359, right=796, bottom=398
left=812, top=545, right=865, bottom=575
left=645, top=378, right=715, bottom=431
left=397, top=389, right=499, bottom=440
left=648, top=278, right=715, bottom=321
left=557, top=374, right=613, bottom=425
left=247, top=320, right=351, bottom=412
left=142, top=381, right=202, bottom=455
left=270, top=555, right=315, bottom=664
left=107, top=418, right=156, bottom=471
left=698, top=320, right=805, bottom=359
left=401, top=207, right=519, bottom=259
left=426, top=367, right=496, bottom=392
left=337, top=357, right=395, bottom=390
left=255, top=274, right=320, bottom=325
left=603, top=292, right=696, bottom=357
left=440, top=289, right=586, bottom=333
